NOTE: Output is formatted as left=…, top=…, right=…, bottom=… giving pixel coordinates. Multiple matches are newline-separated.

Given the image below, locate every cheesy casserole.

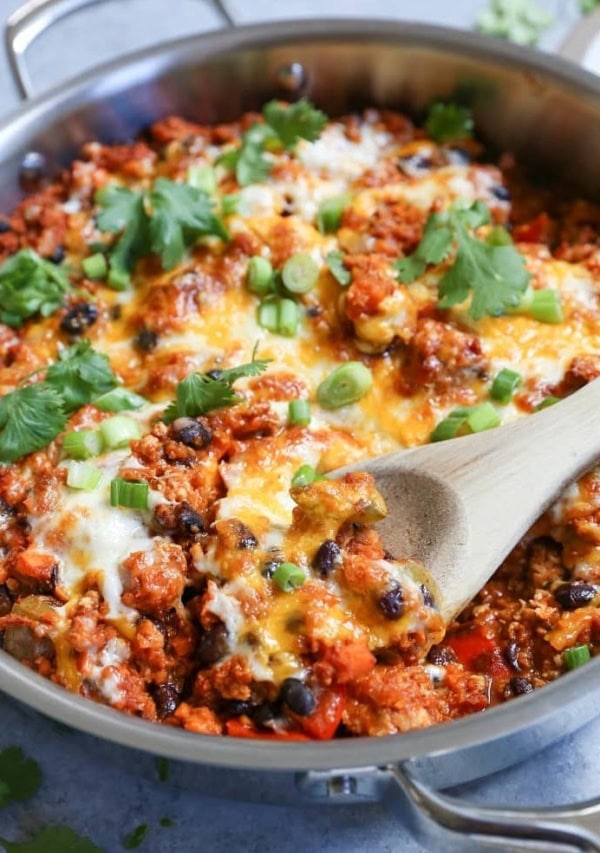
left=0, top=100, right=598, bottom=740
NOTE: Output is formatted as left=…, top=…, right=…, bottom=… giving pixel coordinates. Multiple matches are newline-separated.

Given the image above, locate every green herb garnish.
left=0, top=249, right=70, bottom=328
left=163, top=351, right=270, bottom=423
left=95, top=177, right=229, bottom=276
left=394, top=199, right=530, bottom=320
left=0, top=747, right=42, bottom=807
left=0, top=826, right=101, bottom=852
left=425, top=103, right=474, bottom=143
left=46, top=341, right=117, bottom=413
left=123, top=824, right=148, bottom=850
left=218, top=99, right=327, bottom=187
left=475, top=0, right=554, bottom=45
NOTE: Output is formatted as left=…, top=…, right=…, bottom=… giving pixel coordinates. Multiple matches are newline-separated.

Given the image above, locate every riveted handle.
left=5, top=0, right=236, bottom=100
left=392, top=764, right=600, bottom=851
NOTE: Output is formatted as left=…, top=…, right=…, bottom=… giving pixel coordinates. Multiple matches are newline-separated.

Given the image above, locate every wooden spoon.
left=339, top=380, right=600, bottom=623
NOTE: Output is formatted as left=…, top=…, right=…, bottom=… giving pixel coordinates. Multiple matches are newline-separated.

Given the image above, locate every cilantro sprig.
left=218, top=98, right=327, bottom=187
left=475, top=0, right=553, bottom=45
left=0, top=826, right=102, bottom=852
left=425, top=103, right=474, bottom=144
left=0, top=341, right=119, bottom=463
left=95, top=177, right=229, bottom=277
left=163, top=351, right=271, bottom=423
left=0, top=747, right=42, bottom=808
left=0, top=249, right=70, bottom=328
left=395, top=199, right=530, bottom=320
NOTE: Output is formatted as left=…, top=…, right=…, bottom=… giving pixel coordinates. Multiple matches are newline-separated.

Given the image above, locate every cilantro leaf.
left=0, top=249, right=70, bottom=328
left=262, top=98, right=327, bottom=149
left=425, top=103, right=474, bottom=144
left=395, top=200, right=530, bottom=320
left=476, top=0, right=553, bottom=46
left=0, top=747, right=42, bottom=806
left=46, top=341, right=117, bottom=413
left=0, top=385, right=67, bottom=463
left=149, top=179, right=229, bottom=269
left=123, top=824, right=148, bottom=850
left=0, top=826, right=102, bottom=852
left=325, top=251, right=351, bottom=286
left=95, top=179, right=228, bottom=274
left=163, top=353, right=271, bottom=423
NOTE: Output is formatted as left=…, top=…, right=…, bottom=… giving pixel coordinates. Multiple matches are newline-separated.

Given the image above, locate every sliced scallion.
left=288, top=399, right=311, bottom=427
left=221, top=194, right=240, bottom=216
left=564, top=644, right=591, bottom=670
left=110, top=477, right=149, bottom=510
left=107, top=265, right=131, bottom=291
left=529, top=289, right=563, bottom=324
left=66, top=461, right=103, bottom=491
left=257, top=301, right=279, bottom=332
left=291, top=464, right=323, bottom=488
left=63, top=429, right=104, bottom=460
left=431, top=403, right=501, bottom=443
left=82, top=253, right=108, bottom=280
left=282, top=253, right=319, bottom=294
left=187, top=165, right=216, bottom=195
left=247, top=256, right=274, bottom=295
left=317, top=362, right=372, bottom=409
left=326, top=251, right=351, bottom=286
left=278, top=298, right=299, bottom=336
left=490, top=368, right=521, bottom=404
left=100, top=415, right=141, bottom=449
left=93, top=387, right=147, bottom=412
left=272, top=561, right=306, bottom=592
left=316, top=194, right=350, bottom=234
left=535, top=396, right=560, bottom=411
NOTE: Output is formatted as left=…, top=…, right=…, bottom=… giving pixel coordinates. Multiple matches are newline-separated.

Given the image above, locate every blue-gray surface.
left=0, top=0, right=598, bottom=850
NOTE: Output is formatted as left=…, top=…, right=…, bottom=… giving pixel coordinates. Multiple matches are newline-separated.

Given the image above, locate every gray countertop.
left=0, top=1, right=599, bottom=851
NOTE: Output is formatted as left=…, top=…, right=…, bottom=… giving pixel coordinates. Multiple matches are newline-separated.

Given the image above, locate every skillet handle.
left=392, top=764, right=600, bottom=852
left=5, top=0, right=237, bottom=100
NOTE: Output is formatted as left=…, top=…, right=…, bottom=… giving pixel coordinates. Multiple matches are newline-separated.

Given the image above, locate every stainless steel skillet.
left=2, top=1, right=600, bottom=848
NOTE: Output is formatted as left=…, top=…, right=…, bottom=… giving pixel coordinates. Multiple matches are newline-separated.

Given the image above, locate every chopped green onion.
left=257, top=300, right=279, bottom=332
left=187, top=164, right=216, bottom=194
left=317, top=362, right=372, bottom=409
left=66, top=461, right=103, bottom=491
left=63, top=429, right=104, bottom=460
left=110, top=477, right=149, bottom=510
left=93, top=387, right=147, bottom=412
left=221, top=194, right=240, bottom=216
left=100, top=415, right=141, bottom=449
left=247, top=256, right=274, bottom=295
left=82, top=253, right=107, bottom=280
left=272, top=561, right=306, bottom=592
left=535, top=395, right=561, bottom=411
left=291, top=464, right=323, bottom=487
left=326, top=251, right=351, bottom=286
left=491, top=368, right=521, bottom=404
left=282, top=253, right=319, bottom=294
left=288, top=399, right=311, bottom=426
left=564, top=644, right=591, bottom=670
left=529, top=289, right=563, bottom=324
left=431, top=403, right=501, bottom=442
left=107, top=265, right=131, bottom=291
left=278, top=298, right=300, bottom=336
left=316, top=194, right=350, bottom=234
left=506, top=285, right=534, bottom=315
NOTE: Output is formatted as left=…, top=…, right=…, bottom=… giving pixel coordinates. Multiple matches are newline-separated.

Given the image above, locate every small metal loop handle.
left=392, top=764, right=600, bottom=852
left=5, top=0, right=236, bottom=101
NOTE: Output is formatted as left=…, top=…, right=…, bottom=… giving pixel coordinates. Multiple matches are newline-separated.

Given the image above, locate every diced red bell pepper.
left=513, top=213, right=551, bottom=244
left=447, top=630, right=511, bottom=679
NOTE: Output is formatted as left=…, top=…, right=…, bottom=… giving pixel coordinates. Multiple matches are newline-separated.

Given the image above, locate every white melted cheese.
left=29, top=451, right=155, bottom=621
left=298, top=123, right=391, bottom=180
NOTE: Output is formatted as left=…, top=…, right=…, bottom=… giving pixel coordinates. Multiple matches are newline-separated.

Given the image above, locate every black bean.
left=262, top=560, right=280, bottom=579
left=3, top=626, right=54, bottom=660
left=151, top=682, right=181, bottom=719
left=181, top=586, right=201, bottom=605
left=313, top=540, right=341, bottom=577
left=280, top=678, right=316, bottom=716
left=446, top=148, right=471, bottom=166
left=0, top=221, right=11, bottom=234
left=398, top=154, right=432, bottom=176
left=171, top=417, right=212, bottom=449
left=197, top=623, right=229, bottom=667
left=306, top=306, right=321, bottom=318
left=554, top=582, right=596, bottom=610
left=427, top=644, right=457, bottom=666
left=420, top=584, right=435, bottom=608
left=510, top=677, right=534, bottom=696
left=377, top=585, right=404, bottom=620
left=135, top=328, right=159, bottom=353
left=176, top=504, right=205, bottom=536
left=504, top=640, right=521, bottom=671
left=206, top=369, right=223, bottom=380
left=60, top=303, right=98, bottom=336
left=219, top=699, right=253, bottom=718
left=109, top=305, right=122, bottom=321
left=50, top=246, right=65, bottom=264
left=0, top=585, right=11, bottom=617
left=236, top=524, right=258, bottom=550
left=492, top=185, right=511, bottom=202
left=252, top=702, right=279, bottom=730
